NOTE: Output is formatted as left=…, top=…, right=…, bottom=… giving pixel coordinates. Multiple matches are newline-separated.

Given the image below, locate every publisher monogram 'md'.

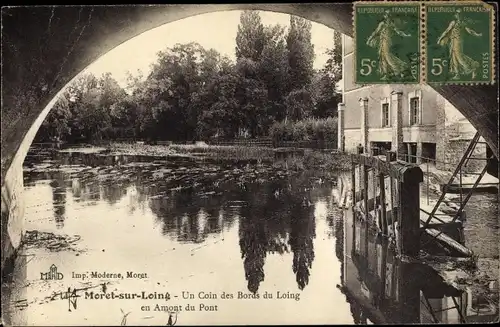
left=41, top=264, right=64, bottom=281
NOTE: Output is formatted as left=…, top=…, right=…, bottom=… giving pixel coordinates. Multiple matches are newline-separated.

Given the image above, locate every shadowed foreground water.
left=2, top=147, right=498, bottom=325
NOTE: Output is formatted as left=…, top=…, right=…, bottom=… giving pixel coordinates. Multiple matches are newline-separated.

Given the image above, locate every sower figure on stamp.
left=437, top=9, right=483, bottom=80
left=366, top=10, right=412, bottom=81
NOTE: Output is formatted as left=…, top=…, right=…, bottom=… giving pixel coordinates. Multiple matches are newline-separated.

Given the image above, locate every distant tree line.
left=35, top=11, right=342, bottom=144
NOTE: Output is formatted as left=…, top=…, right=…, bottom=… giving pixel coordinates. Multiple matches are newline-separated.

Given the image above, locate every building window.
left=382, top=103, right=390, bottom=127
left=410, top=97, right=420, bottom=125
left=422, top=143, right=436, bottom=163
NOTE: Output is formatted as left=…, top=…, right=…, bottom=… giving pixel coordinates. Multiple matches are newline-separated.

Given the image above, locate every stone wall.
left=1, top=162, right=24, bottom=276
left=344, top=129, right=362, bottom=152
left=445, top=140, right=487, bottom=173
left=436, top=99, right=486, bottom=172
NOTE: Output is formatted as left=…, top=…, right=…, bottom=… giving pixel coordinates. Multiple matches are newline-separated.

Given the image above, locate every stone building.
left=338, top=35, right=487, bottom=172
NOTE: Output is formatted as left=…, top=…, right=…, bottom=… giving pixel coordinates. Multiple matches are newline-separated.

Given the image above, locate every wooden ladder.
left=422, top=132, right=492, bottom=229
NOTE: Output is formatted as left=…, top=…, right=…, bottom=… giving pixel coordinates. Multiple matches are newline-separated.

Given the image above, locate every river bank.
left=58, top=142, right=351, bottom=172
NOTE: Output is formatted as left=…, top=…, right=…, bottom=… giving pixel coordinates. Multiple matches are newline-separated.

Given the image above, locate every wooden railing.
left=208, top=138, right=272, bottom=147
left=207, top=138, right=337, bottom=149
left=351, top=150, right=423, bottom=257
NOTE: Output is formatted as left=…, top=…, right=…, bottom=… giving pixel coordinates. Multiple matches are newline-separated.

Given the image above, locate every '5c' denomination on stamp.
left=354, top=2, right=421, bottom=84
left=425, top=1, right=496, bottom=84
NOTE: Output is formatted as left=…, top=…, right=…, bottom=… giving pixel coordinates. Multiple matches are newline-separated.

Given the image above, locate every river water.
left=2, top=146, right=498, bottom=325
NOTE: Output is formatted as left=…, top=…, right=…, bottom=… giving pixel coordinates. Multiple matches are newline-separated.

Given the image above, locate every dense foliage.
left=269, top=117, right=338, bottom=145
left=35, top=11, right=342, bottom=144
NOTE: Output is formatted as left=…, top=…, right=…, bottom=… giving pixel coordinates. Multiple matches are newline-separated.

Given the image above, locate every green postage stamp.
left=354, top=2, right=421, bottom=84
left=354, top=1, right=496, bottom=85
left=425, top=1, right=495, bottom=84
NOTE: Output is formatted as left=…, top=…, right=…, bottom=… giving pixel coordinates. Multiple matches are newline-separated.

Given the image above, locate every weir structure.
left=344, top=147, right=496, bottom=324
left=350, top=146, right=478, bottom=259
left=1, top=4, right=498, bottom=274
left=351, top=149, right=423, bottom=257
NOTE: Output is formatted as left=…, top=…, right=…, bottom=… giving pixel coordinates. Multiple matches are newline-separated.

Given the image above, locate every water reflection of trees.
left=25, top=150, right=339, bottom=295
left=100, top=182, right=128, bottom=206
left=237, top=175, right=319, bottom=293
left=53, top=151, right=137, bottom=168
left=72, top=178, right=102, bottom=203
left=148, top=171, right=323, bottom=293
left=289, top=202, right=316, bottom=290
left=148, top=186, right=229, bottom=243
left=24, top=151, right=153, bottom=218
left=49, top=171, right=67, bottom=229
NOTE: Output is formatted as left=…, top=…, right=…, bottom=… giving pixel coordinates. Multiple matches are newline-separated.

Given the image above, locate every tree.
left=145, top=43, right=207, bottom=140
left=323, top=30, right=342, bottom=81
left=76, top=80, right=112, bottom=142
left=239, top=78, right=269, bottom=137
left=234, top=11, right=278, bottom=138
left=36, top=90, right=72, bottom=142
left=197, top=60, right=241, bottom=139
left=62, top=73, right=103, bottom=143
left=311, top=70, right=341, bottom=119
left=286, top=16, right=315, bottom=92
left=285, top=88, right=314, bottom=122
left=235, top=11, right=266, bottom=62
left=36, top=14, right=341, bottom=144
left=312, top=30, right=342, bottom=118
left=259, top=24, right=290, bottom=122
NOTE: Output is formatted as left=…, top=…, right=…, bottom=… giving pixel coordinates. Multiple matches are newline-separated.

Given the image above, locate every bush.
left=269, top=117, right=338, bottom=145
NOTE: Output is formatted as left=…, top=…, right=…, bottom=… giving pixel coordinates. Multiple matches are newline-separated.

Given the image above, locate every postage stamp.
left=425, top=1, right=495, bottom=84
left=354, top=2, right=421, bottom=84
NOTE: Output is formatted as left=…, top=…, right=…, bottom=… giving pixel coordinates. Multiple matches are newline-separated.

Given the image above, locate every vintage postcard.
left=1, top=2, right=499, bottom=326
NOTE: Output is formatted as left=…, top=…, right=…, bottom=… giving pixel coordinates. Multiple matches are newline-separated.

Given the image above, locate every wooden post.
left=363, top=164, right=369, bottom=216
left=380, top=238, right=388, bottom=301
left=386, top=150, right=396, bottom=163
left=390, top=176, right=396, bottom=236
left=391, top=254, right=398, bottom=299
left=379, top=173, right=388, bottom=235
left=354, top=193, right=381, bottom=211
left=364, top=218, right=369, bottom=257
left=398, top=261, right=421, bottom=323
left=372, top=167, right=377, bottom=226
left=387, top=150, right=397, bottom=235
left=351, top=155, right=356, bottom=209
left=398, top=166, right=424, bottom=257
left=397, top=181, right=403, bottom=254
left=352, top=209, right=357, bottom=254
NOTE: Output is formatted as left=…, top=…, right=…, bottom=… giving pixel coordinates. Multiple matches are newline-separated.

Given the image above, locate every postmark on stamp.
left=425, top=1, right=495, bottom=84
left=354, top=2, right=421, bottom=84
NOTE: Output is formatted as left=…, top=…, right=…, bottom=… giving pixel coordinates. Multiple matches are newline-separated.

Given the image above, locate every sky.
left=85, top=10, right=336, bottom=87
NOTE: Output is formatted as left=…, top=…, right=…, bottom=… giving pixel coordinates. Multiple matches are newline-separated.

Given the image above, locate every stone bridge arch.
left=1, top=4, right=498, bottom=270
